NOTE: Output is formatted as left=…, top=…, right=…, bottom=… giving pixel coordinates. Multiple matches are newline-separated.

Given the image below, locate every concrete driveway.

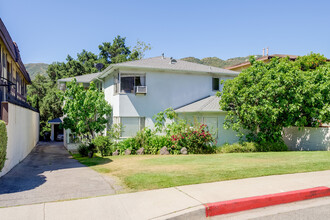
left=0, top=142, right=120, bottom=207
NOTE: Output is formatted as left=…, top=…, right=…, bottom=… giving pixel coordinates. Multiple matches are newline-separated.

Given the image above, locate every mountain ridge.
left=25, top=63, right=49, bottom=79
left=24, top=55, right=262, bottom=79
left=181, top=55, right=262, bottom=69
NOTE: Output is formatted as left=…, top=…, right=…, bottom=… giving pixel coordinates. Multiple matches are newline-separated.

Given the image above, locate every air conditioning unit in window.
left=135, top=86, right=147, bottom=94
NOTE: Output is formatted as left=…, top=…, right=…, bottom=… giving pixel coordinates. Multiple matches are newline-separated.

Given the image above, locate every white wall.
left=0, top=103, right=39, bottom=177
left=104, top=74, right=120, bottom=117
left=104, top=71, right=234, bottom=130
left=283, top=127, right=330, bottom=151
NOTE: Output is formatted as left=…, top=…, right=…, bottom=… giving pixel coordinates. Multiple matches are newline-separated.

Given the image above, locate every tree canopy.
left=47, top=36, right=151, bottom=81
left=27, top=74, right=63, bottom=136
left=220, top=53, right=330, bottom=143
left=62, top=79, right=112, bottom=140
left=28, top=35, right=151, bottom=138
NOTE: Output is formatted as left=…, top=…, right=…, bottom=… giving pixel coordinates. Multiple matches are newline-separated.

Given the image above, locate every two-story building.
left=0, top=18, right=39, bottom=177
left=0, top=19, right=31, bottom=116
left=58, top=55, right=241, bottom=151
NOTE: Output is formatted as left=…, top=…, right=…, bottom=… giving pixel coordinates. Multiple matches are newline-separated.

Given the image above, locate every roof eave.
left=99, top=65, right=239, bottom=78
left=175, top=110, right=227, bottom=113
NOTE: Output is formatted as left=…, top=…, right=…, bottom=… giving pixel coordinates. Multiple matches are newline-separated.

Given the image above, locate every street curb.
left=204, top=186, right=330, bottom=217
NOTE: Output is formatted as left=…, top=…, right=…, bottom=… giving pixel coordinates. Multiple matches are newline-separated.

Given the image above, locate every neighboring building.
left=57, top=56, right=241, bottom=151
left=225, top=54, right=300, bottom=72
left=0, top=18, right=39, bottom=177
left=225, top=54, right=330, bottom=72
left=0, top=19, right=31, bottom=111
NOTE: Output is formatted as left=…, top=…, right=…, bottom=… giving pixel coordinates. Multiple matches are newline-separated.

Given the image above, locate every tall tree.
left=29, top=36, right=151, bottom=138
left=27, top=74, right=63, bottom=137
left=61, top=79, right=112, bottom=141
left=220, top=53, right=330, bottom=144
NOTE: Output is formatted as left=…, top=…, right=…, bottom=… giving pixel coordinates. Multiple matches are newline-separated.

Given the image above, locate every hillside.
left=181, top=55, right=262, bottom=68
left=25, top=63, right=49, bottom=79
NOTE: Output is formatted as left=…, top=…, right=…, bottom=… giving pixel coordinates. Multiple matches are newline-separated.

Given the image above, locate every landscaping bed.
left=73, top=151, right=330, bottom=192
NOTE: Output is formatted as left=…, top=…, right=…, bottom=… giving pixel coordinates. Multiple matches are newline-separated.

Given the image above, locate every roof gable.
left=58, top=72, right=102, bottom=83
left=100, top=56, right=239, bottom=78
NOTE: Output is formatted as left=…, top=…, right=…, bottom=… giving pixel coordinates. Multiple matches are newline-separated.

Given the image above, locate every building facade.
left=58, top=56, right=241, bottom=150
left=0, top=18, right=39, bottom=177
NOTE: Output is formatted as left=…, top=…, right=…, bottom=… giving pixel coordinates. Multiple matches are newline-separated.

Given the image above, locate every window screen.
left=121, top=117, right=140, bottom=137
left=120, top=117, right=145, bottom=137
left=212, top=78, right=219, bottom=91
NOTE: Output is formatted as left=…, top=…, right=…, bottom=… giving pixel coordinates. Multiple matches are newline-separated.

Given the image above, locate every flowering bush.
left=170, top=123, right=216, bottom=154
left=111, top=109, right=217, bottom=155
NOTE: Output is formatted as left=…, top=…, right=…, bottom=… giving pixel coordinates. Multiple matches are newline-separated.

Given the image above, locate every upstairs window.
left=16, top=73, right=21, bottom=94
left=212, top=77, right=219, bottom=91
left=120, top=74, right=146, bottom=93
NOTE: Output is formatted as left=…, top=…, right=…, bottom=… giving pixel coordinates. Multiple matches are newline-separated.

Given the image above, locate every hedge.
left=0, top=120, right=7, bottom=171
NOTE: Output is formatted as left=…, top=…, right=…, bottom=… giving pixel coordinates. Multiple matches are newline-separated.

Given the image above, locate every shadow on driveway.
left=0, top=142, right=117, bottom=207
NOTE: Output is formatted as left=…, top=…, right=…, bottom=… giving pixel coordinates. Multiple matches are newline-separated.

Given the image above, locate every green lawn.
left=73, top=151, right=330, bottom=192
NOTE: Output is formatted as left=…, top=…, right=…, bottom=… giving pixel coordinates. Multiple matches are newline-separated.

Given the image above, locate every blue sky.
left=1, top=0, right=329, bottom=64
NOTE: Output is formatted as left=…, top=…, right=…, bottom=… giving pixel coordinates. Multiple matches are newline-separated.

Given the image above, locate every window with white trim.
left=114, top=116, right=145, bottom=138
left=120, top=74, right=146, bottom=94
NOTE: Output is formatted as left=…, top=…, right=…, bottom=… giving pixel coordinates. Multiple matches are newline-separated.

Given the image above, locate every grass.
left=73, top=151, right=330, bottom=192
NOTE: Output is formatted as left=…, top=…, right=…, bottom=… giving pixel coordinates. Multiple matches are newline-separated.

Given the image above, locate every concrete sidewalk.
left=2, top=170, right=330, bottom=220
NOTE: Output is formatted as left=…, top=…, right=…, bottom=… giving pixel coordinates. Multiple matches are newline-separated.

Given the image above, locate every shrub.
left=88, top=143, right=97, bottom=155
left=218, top=142, right=257, bottom=153
left=154, top=109, right=217, bottom=154
left=78, top=144, right=89, bottom=157
left=256, top=141, right=288, bottom=152
left=92, top=136, right=113, bottom=157
left=116, top=138, right=140, bottom=154
left=145, top=135, right=173, bottom=154
left=170, top=124, right=216, bottom=154
left=220, top=53, right=330, bottom=144
left=0, top=120, right=7, bottom=171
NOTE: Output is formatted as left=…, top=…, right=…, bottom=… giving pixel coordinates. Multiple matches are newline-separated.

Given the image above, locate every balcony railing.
left=0, top=76, right=35, bottom=115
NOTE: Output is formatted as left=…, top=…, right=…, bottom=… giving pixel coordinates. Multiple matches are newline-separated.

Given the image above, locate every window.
left=212, top=78, right=219, bottom=91
left=95, top=81, right=102, bottom=91
left=120, top=74, right=146, bottom=93
left=121, top=77, right=134, bottom=93
left=16, top=73, right=21, bottom=94
left=7, top=61, right=11, bottom=81
left=117, top=117, right=145, bottom=138
left=21, top=78, right=24, bottom=96
left=2, top=51, right=5, bottom=68
left=24, top=82, right=27, bottom=96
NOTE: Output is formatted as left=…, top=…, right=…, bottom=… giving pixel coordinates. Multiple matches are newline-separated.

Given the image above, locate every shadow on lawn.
left=76, top=155, right=113, bottom=166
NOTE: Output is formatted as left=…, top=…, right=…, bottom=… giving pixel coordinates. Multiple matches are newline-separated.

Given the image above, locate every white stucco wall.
left=103, top=74, right=120, bottom=117
left=283, top=127, right=330, bottom=151
left=103, top=70, right=234, bottom=132
left=0, top=103, right=39, bottom=177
